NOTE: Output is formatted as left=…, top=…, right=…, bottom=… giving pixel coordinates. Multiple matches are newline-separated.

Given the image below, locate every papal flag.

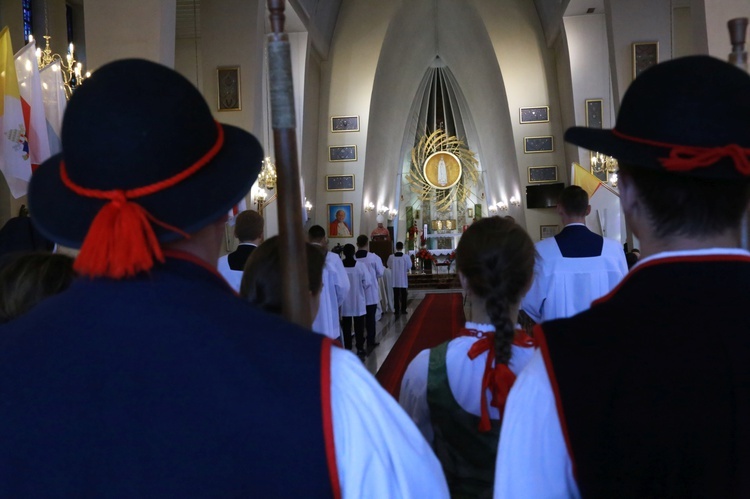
left=0, top=27, right=32, bottom=198
left=39, top=60, right=65, bottom=156
left=15, top=39, right=51, bottom=171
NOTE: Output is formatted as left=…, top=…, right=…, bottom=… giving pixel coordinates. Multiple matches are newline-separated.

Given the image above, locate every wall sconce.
left=609, top=172, right=618, bottom=187
left=377, top=205, right=390, bottom=215
left=497, top=201, right=509, bottom=211
left=364, top=201, right=375, bottom=213
left=489, top=204, right=498, bottom=216
left=254, top=188, right=267, bottom=215
left=304, top=200, right=313, bottom=214
left=389, top=209, right=398, bottom=220
left=509, top=196, right=521, bottom=207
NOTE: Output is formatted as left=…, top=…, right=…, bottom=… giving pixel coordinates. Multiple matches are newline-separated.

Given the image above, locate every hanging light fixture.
left=257, top=157, right=277, bottom=190
left=29, top=1, right=88, bottom=99
left=591, top=151, right=619, bottom=184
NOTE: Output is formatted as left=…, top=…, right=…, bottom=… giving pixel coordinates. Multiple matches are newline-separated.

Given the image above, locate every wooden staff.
left=267, top=0, right=311, bottom=327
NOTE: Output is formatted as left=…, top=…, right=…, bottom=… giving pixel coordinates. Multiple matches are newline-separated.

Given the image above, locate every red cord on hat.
left=61, top=121, right=225, bottom=279
left=612, top=129, right=750, bottom=174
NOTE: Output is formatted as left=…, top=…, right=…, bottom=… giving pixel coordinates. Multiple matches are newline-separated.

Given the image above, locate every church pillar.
left=83, top=0, right=176, bottom=69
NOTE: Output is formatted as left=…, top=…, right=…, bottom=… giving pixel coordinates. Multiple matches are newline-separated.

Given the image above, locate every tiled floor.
left=340, top=289, right=464, bottom=374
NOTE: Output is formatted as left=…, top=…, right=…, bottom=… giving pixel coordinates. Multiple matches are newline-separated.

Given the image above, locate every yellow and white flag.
left=0, top=27, right=32, bottom=198
left=39, top=60, right=65, bottom=156
left=572, top=162, right=624, bottom=242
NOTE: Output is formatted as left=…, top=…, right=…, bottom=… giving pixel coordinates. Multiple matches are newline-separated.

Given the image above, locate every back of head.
left=564, top=56, right=750, bottom=239
left=342, top=243, right=356, bottom=259
left=396, top=241, right=404, bottom=251
left=27, top=59, right=264, bottom=279
left=558, top=185, right=589, bottom=217
left=234, top=210, right=264, bottom=242
left=240, top=236, right=325, bottom=316
left=456, top=217, right=535, bottom=365
left=0, top=252, right=76, bottom=323
left=308, top=224, right=326, bottom=243
left=356, top=235, right=369, bottom=248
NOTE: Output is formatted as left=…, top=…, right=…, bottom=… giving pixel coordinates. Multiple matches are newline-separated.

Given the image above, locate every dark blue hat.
left=29, top=59, right=264, bottom=278
left=565, top=55, right=750, bottom=180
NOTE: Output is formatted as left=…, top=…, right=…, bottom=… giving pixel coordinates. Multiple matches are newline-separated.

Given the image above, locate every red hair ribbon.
left=611, top=129, right=750, bottom=174
left=467, top=334, right=517, bottom=432
left=61, top=121, right=225, bottom=279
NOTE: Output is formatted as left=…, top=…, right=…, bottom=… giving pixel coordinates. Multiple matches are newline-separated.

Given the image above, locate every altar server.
left=400, top=216, right=537, bottom=497
left=0, top=59, right=449, bottom=498
left=355, top=234, right=384, bottom=352
left=495, top=56, right=750, bottom=498
left=387, top=241, right=410, bottom=315
left=309, top=224, right=350, bottom=340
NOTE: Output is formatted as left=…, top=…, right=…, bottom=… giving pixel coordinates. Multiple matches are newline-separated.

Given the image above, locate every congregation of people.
left=0, top=53, right=748, bottom=497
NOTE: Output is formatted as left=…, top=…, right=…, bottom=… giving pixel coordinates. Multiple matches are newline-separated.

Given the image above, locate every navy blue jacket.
left=0, top=252, right=336, bottom=497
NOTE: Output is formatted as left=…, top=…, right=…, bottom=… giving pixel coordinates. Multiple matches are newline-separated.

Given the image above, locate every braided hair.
left=455, top=217, right=535, bottom=365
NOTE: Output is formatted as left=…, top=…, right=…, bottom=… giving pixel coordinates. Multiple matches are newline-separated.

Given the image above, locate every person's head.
left=0, top=252, right=76, bottom=323
left=27, top=59, right=263, bottom=280
left=565, top=56, right=750, bottom=245
left=396, top=241, right=404, bottom=251
left=456, top=216, right=535, bottom=366
left=234, top=210, right=264, bottom=243
left=342, top=243, right=356, bottom=260
left=376, top=214, right=385, bottom=228
left=240, top=236, right=325, bottom=324
left=557, top=185, right=590, bottom=220
left=335, top=210, right=347, bottom=222
left=308, top=224, right=328, bottom=250
left=356, top=235, right=369, bottom=249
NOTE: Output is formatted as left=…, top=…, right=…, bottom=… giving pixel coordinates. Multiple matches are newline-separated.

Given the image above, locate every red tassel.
left=74, top=192, right=164, bottom=278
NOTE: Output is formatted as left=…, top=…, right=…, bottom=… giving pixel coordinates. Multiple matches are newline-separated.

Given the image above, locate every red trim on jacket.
left=534, top=323, right=577, bottom=480
left=320, top=338, right=342, bottom=499
left=592, top=253, right=750, bottom=306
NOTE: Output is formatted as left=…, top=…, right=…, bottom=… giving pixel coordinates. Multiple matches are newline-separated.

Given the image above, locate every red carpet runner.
left=376, top=292, right=465, bottom=399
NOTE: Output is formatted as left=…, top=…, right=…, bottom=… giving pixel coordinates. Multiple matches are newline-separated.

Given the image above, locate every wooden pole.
left=266, top=0, right=311, bottom=327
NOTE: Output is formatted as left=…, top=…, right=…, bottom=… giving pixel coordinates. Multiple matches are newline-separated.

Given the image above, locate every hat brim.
left=29, top=123, right=263, bottom=249
left=565, top=126, right=746, bottom=180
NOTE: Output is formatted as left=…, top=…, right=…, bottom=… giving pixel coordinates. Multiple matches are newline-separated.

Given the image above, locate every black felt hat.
left=29, top=59, right=264, bottom=278
left=565, top=55, right=750, bottom=180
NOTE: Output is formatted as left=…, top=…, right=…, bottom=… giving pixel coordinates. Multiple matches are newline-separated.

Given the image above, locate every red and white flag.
left=0, top=27, right=32, bottom=198
left=15, top=39, right=51, bottom=171
left=39, top=60, right=65, bottom=156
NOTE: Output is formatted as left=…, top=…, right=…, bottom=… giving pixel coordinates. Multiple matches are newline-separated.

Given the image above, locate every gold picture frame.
left=328, top=203, right=354, bottom=238
left=540, top=225, right=560, bottom=240
left=329, top=145, right=357, bottom=162
left=632, top=42, right=659, bottom=79
left=523, top=136, right=554, bottom=154
left=585, top=99, right=603, bottom=129
left=519, top=106, right=550, bottom=124
left=217, top=66, right=241, bottom=111
left=330, top=116, right=360, bottom=132
left=528, top=166, right=558, bottom=183
left=326, top=174, right=355, bottom=191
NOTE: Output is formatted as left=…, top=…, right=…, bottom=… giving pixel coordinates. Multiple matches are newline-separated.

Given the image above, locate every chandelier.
left=257, top=157, right=277, bottom=190
left=590, top=151, right=619, bottom=186
left=30, top=34, right=87, bottom=99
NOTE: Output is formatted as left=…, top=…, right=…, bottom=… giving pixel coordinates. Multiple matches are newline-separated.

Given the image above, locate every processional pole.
left=266, top=0, right=311, bottom=326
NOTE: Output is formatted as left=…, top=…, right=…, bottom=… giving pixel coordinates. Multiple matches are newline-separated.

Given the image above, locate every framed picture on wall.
left=528, top=165, right=558, bottom=183
left=540, top=225, right=560, bottom=240
left=328, top=203, right=354, bottom=238
left=523, top=136, right=554, bottom=153
left=632, top=42, right=659, bottom=79
left=326, top=174, right=355, bottom=191
left=331, top=116, right=360, bottom=132
left=585, top=99, right=603, bottom=129
left=217, top=66, right=241, bottom=111
left=329, top=145, right=357, bottom=162
left=519, top=106, right=549, bottom=124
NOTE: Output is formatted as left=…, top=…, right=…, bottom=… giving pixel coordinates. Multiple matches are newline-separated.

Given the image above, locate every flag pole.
left=266, top=0, right=311, bottom=327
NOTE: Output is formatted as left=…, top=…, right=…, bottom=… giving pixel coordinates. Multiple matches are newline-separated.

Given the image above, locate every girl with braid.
left=399, top=216, right=537, bottom=498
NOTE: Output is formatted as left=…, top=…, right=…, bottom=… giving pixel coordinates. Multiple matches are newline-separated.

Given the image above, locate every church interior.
left=0, top=0, right=747, bottom=252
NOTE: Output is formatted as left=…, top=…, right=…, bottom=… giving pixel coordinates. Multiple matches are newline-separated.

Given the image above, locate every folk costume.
left=495, top=56, right=750, bottom=498
left=387, top=250, right=410, bottom=314
left=400, top=322, right=536, bottom=497
left=0, top=59, right=449, bottom=497
left=521, top=223, right=627, bottom=323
